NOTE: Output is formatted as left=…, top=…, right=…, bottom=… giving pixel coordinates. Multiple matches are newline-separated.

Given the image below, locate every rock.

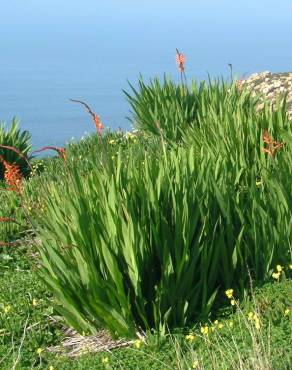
left=237, top=71, right=292, bottom=118
left=262, top=86, right=273, bottom=94
left=273, top=81, right=282, bottom=88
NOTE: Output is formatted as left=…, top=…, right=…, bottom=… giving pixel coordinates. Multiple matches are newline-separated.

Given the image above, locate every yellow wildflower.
left=225, top=289, right=234, bottom=299
left=192, top=360, right=199, bottom=368
left=49, top=366, right=54, bottom=370
left=36, top=348, right=44, bottom=355
left=255, top=321, right=261, bottom=330
left=3, top=305, right=11, bottom=314
left=214, top=320, right=219, bottom=326
left=109, top=139, right=115, bottom=144
left=32, top=299, right=38, bottom=306
left=276, top=265, right=283, bottom=272
left=230, top=299, right=236, bottom=306
left=101, top=357, right=109, bottom=364
left=200, top=326, right=209, bottom=335
left=256, top=180, right=262, bottom=186
left=229, top=321, right=234, bottom=328
left=289, top=264, right=292, bottom=270
left=252, top=314, right=261, bottom=329
left=185, top=333, right=196, bottom=342
left=284, top=309, right=290, bottom=316
left=272, top=272, right=281, bottom=280
left=134, top=339, right=142, bottom=349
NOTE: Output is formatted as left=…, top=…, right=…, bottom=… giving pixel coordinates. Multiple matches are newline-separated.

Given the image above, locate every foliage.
left=0, top=245, right=63, bottom=369
left=1, top=76, right=292, bottom=355
left=0, top=182, right=26, bottom=243
left=124, top=77, right=259, bottom=143
left=0, top=243, right=291, bottom=369
left=36, top=105, right=291, bottom=338
left=0, top=118, right=32, bottom=179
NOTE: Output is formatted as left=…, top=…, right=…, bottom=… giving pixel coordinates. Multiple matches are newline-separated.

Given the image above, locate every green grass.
left=0, top=245, right=63, bottom=369
left=1, top=77, right=292, bottom=368
left=0, top=244, right=291, bottom=369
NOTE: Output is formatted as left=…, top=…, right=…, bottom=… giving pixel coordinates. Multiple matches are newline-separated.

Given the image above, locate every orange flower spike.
left=0, top=217, right=16, bottom=222
left=57, top=148, right=67, bottom=162
left=93, top=114, right=104, bottom=135
left=176, top=51, right=186, bottom=72
left=262, top=130, right=284, bottom=157
left=1, top=159, right=23, bottom=193
left=69, top=99, right=104, bottom=136
left=263, top=130, right=272, bottom=145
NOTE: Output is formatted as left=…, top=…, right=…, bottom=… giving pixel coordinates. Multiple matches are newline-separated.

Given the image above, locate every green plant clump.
left=125, top=77, right=259, bottom=143
left=35, top=77, right=292, bottom=338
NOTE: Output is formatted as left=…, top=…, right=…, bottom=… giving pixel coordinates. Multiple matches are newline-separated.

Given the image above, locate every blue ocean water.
left=1, top=1, right=292, bottom=148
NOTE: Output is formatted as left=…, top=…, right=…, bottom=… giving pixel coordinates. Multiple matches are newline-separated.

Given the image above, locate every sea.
left=1, top=1, right=292, bottom=149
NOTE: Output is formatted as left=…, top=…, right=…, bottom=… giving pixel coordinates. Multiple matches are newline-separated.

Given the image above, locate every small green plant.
left=0, top=118, right=32, bottom=179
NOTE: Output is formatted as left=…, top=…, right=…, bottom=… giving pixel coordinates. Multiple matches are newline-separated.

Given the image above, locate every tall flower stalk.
left=176, top=48, right=187, bottom=88
left=32, top=146, right=67, bottom=161
left=69, top=99, right=104, bottom=135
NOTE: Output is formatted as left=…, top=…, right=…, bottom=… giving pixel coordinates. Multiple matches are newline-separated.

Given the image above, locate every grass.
left=0, top=76, right=292, bottom=368
left=0, top=243, right=291, bottom=369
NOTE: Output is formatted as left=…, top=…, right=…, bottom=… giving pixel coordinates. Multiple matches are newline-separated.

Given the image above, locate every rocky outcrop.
left=237, top=71, right=292, bottom=117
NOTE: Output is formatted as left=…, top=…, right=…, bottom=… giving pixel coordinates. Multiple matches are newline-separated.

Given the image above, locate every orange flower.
left=57, top=147, right=67, bottom=161
left=0, top=156, right=23, bottom=193
left=93, top=114, right=104, bottom=135
left=176, top=50, right=186, bottom=72
left=262, top=130, right=284, bottom=157
left=0, top=217, right=16, bottom=222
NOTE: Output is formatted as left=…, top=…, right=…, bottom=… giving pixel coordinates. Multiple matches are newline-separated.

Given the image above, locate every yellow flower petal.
left=3, top=305, right=11, bottom=314
left=134, top=339, right=142, bottom=349
left=272, top=272, right=281, bottom=280
left=101, top=357, right=109, bottom=364
left=276, top=265, right=283, bottom=272
left=185, top=333, right=195, bottom=341
left=225, top=289, right=234, bottom=299
left=36, top=348, right=44, bottom=355
left=200, top=326, right=209, bottom=335
left=192, top=360, right=199, bottom=368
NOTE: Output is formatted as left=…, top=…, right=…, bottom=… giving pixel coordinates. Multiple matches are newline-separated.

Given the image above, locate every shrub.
left=0, top=118, right=32, bottom=179
left=36, top=110, right=291, bottom=338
